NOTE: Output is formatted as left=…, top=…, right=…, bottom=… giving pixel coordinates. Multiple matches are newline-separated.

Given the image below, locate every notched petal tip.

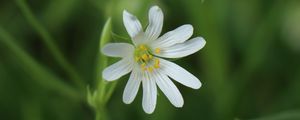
left=143, top=107, right=155, bottom=114
left=102, top=69, right=115, bottom=81
left=175, top=102, right=184, bottom=108
left=193, top=81, right=202, bottom=89
left=201, top=37, right=206, bottom=45
left=173, top=98, right=184, bottom=108
left=122, top=98, right=132, bottom=104
left=123, top=9, right=129, bottom=15
left=150, top=5, right=161, bottom=11
left=183, top=25, right=194, bottom=37
left=122, top=9, right=143, bottom=42
left=183, top=24, right=193, bottom=30
left=123, top=10, right=136, bottom=20
left=195, top=36, right=206, bottom=50
left=100, top=44, right=112, bottom=56
left=123, top=10, right=134, bottom=20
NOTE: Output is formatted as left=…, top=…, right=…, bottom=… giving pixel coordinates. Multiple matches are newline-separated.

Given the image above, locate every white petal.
left=154, top=71, right=184, bottom=107
left=159, top=58, right=202, bottom=89
left=142, top=72, right=157, bottom=114
left=123, top=10, right=143, bottom=39
left=155, top=37, right=206, bottom=58
left=145, top=6, right=164, bottom=42
left=150, top=24, right=193, bottom=48
left=102, top=57, right=133, bottom=81
left=101, top=43, right=134, bottom=57
left=123, top=66, right=141, bottom=104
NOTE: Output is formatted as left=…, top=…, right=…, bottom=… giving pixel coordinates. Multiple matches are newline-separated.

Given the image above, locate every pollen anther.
left=141, top=54, right=149, bottom=61
left=155, top=48, right=161, bottom=54
left=139, top=45, right=147, bottom=51
left=135, top=57, right=140, bottom=61
left=148, top=55, right=153, bottom=59
left=154, top=59, right=160, bottom=68
left=148, top=67, right=153, bottom=72
left=134, top=45, right=161, bottom=72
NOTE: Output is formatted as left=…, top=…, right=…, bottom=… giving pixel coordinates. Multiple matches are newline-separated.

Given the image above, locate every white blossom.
left=102, top=6, right=206, bottom=114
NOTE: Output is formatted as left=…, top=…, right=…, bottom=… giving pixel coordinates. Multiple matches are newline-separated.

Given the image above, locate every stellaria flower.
left=101, top=5, right=206, bottom=114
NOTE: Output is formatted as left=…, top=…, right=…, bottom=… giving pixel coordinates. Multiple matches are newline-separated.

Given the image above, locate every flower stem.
left=95, top=106, right=108, bottom=120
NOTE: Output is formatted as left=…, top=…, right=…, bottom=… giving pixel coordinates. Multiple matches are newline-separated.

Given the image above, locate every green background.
left=1, top=0, right=300, bottom=120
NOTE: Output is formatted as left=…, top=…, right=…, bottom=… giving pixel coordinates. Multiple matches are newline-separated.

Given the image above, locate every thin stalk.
left=95, top=107, right=108, bottom=120
left=15, top=0, right=84, bottom=90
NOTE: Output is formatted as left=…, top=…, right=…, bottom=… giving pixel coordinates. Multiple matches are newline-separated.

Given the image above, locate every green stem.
left=15, top=0, right=84, bottom=90
left=95, top=107, right=108, bottom=120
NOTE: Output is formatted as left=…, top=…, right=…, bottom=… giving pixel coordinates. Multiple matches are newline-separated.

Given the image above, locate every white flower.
left=101, top=6, right=206, bottom=114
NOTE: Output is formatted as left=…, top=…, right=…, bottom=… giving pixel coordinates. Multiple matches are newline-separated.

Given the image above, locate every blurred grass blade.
left=0, top=27, right=80, bottom=100
left=43, top=0, right=79, bottom=30
left=15, top=0, right=84, bottom=90
left=250, top=111, right=300, bottom=120
left=21, top=99, right=41, bottom=120
left=241, top=0, right=282, bottom=73
left=183, top=1, right=232, bottom=118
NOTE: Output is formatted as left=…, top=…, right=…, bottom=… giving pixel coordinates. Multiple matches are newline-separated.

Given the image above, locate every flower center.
left=134, top=44, right=160, bottom=72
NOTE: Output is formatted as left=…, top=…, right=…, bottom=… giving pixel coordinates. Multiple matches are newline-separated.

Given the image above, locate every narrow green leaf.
left=96, top=18, right=113, bottom=103
left=88, top=17, right=113, bottom=120
left=100, top=18, right=113, bottom=50
left=95, top=18, right=112, bottom=80
left=87, top=17, right=114, bottom=110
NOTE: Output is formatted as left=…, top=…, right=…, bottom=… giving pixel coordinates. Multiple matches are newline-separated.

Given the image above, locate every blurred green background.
left=1, top=0, right=300, bottom=120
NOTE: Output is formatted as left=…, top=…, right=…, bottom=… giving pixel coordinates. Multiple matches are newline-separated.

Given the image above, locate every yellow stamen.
left=148, top=67, right=153, bottom=72
left=141, top=54, right=149, bottom=61
left=141, top=63, right=146, bottom=67
left=155, top=59, right=160, bottom=64
left=135, top=57, right=140, bottom=61
left=142, top=67, right=147, bottom=71
left=154, top=64, right=160, bottom=68
left=155, top=48, right=161, bottom=54
left=148, top=54, right=153, bottom=59
left=139, top=45, right=147, bottom=51
left=154, top=59, right=160, bottom=68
